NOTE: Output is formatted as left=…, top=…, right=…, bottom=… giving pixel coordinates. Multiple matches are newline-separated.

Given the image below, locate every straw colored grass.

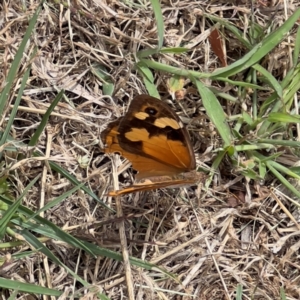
left=1, top=0, right=300, bottom=299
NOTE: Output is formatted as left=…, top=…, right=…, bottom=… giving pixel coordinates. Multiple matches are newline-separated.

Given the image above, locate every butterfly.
left=101, top=94, right=204, bottom=196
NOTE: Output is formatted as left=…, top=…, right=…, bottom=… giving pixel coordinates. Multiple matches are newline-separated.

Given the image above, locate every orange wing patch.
left=124, top=127, right=191, bottom=170
left=103, top=124, right=185, bottom=180
left=101, top=94, right=202, bottom=196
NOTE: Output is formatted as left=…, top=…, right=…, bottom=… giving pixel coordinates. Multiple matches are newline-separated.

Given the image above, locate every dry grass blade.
left=116, top=194, right=135, bottom=300
left=1, top=0, right=300, bottom=299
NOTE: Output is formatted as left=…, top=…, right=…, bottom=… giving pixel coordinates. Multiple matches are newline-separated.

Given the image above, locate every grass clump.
left=0, top=1, right=300, bottom=299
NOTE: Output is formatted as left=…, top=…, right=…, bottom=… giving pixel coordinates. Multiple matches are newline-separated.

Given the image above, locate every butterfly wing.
left=101, top=118, right=183, bottom=179
left=106, top=171, right=206, bottom=196
left=101, top=95, right=196, bottom=180
left=116, top=95, right=196, bottom=178
left=107, top=178, right=197, bottom=196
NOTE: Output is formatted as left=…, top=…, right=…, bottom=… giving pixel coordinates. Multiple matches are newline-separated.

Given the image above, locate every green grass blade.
left=0, top=176, right=39, bottom=239
left=2, top=194, right=176, bottom=279
left=140, top=58, right=208, bottom=78
left=0, top=277, right=61, bottom=296
left=0, top=194, right=99, bottom=257
left=267, top=112, right=300, bottom=123
left=20, top=231, right=111, bottom=299
left=0, top=68, right=30, bottom=151
left=235, top=144, right=275, bottom=151
left=204, top=13, right=252, bottom=49
left=149, top=0, right=164, bottom=49
left=160, top=47, right=189, bottom=54
left=24, top=227, right=177, bottom=289
left=140, top=59, right=264, bottom=89
left=137, top=47, right=188, bottom=58
left=207, top=150, right=227, bottom=186
left=258, top=64, right=300, bottom=135
left=7, top=288, right=18, bottom=300
left=293, top=26, right=300, bottom=65
left=136, top=63, right=160, bottom=98
left=0, top=3, right=42, bottom=116
left=252, top=64, right=282, bottom=98
left=211, top=8, right=300, bottom=78
left=280, top=287, right=287, bottom=300
left=193, top=79, right=232, bottom=147
left=266, top=162, right=300, bottom=199
left=24, top=216, right=96, bottom=257
left=0, top=129, right=112, bottom=212
left=28, top=90, right=65, bottom=146
left=21, top=230, right=93, bottom=286
left=29, top=183, right=84, bottom=220
left=258, top=139, right=300, bottom=148
left=91, top=64, right=114, bottom=96
left=235, top=284, right=243, bottom=300
left=48, top=160, right=113, bottom=212
left=137, top=47, right=161, bottom=58
left=268, top=160, right=300, bottom=180
left=210, top=43, right=263, bottom=78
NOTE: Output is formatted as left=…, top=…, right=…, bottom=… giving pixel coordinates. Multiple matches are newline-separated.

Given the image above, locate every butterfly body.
left=101, top=95, right=202, bottom=196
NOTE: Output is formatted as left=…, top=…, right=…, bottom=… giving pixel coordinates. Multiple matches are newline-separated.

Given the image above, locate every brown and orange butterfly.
left=101, top=95, right=205, bottom=196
